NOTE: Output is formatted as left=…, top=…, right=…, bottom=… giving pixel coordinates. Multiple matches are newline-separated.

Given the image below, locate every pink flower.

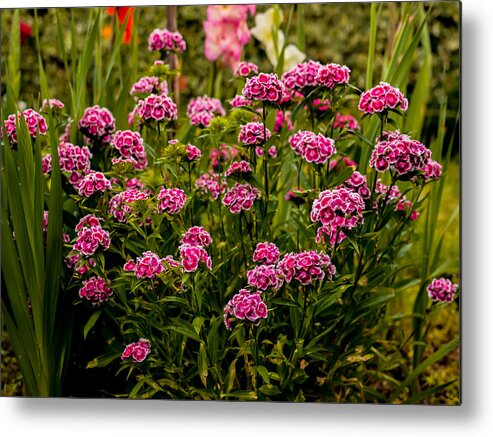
left=311, top=187, right=365, bottom=231
left=282, top=60, right=323, bottom=91
left=157, top=187, right=187, bottom=214
left=65, top=253, right=96, bottom=275
left=79, top=276, right=113, bottom=304
left=148, top=28, right=186, bottom=53
left=246, top=264, right=284, bottom=291
left=210, top=144, right=239, bottom=168
left=2, top=109, right=47, bottom=146
left=343, top=171, right=370, bottom=199
left=186, top=96, right=225, bottom=127
left=110, top=130, right=147, bottom=170
left=315, top=225, right=346, bottom=246
left=130, top=76, right=168, bottom=96
left=223, top=288, right=268, bottom=330
left=238, top=122, right=271, bottom=146
left=289, top=130, right=336, bottom=165
left=121, top=338, right=151, bottom=362
left=134, top=94, right=178, bottom=123
left=230, top=94, right=253, bottom=108
left=76, top=171, right=112, bottom=197
left=358, top=82, right=408, bottom=114
left=179, top=243, right=212, bottom=272
left=242, top=73, right=286, bottom=103
left=108, top=189, right=149, bottom=222
left=334, top=113, right=360, bottom=130
left=195, top=171, right=227, bottom=200
left=181, top=226, right=213, bottom=247
left=423, top=159, right=442, bottom=181
left=204, top=6, right=255, bottom=70
left=315, top=63, right=351, bottom=89
left=374, top=180, right=418, bottom=218
left=427, top=277, right=458, bottom=303
left=274, top=110, right=292, bottom=134
left=253, top=242, right=280, bottom=265
left=222, top=183, right=260, bottom=214
left=234, top=61, right=259, bottom=77
left=225, top=160, right=253, bottom=177
left=278, top=251, right=335, bottom=286
left=78, top=105, right=115, bottom=144
left=124, top=251, right=179, bottom=278
left=73, top=223, right=111, bottom=257
left=40, top=98, right=65, bottom=111
left=370, top=130, right=431, bottom=176
left=186, top=144, right=202, bottom=161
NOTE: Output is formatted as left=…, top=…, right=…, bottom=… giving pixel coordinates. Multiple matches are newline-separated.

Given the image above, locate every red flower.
left=107, top=7, right=135, bottom=44
left=20, top=21, right=32, bottom=44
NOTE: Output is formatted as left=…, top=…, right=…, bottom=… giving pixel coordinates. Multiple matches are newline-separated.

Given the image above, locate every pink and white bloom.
left=234, top=61, right=259, bottom=77
left=134, top=94, right=178, bottom=123
left=79, top=276, right=113, bottom=304
left=186, top=144, right=202, bottom=161
left=78, top=105, right=115, bottom=144
left=315, top=63, right=351, bottom=89
left=121, top=338, right=151, bottom=362
left=333, top=113, right=360, bottom=130
left=289, top=130, right=336, bottom=165
left=124, top=251, right=179, bottom=278
left=157, top=187, right=187, bottom=214
left=358, top=82, right=408, bottom=114
left=179, top=243, right=212, bottom=272
left=238, top=122, right=271, bottom=146
left=76, top=171, right=112, bottom=197
left=108, top=189, right=149, bottom=222
left=2, top=109, right=47, bottom=145
left=110, top=130, right=148, bottom=170
left=252, top=242, right=280, bottom=265
left=195, top=171, right=227, bottom=200
left=130, top=76, right=168, bottom=96
left=242, top=73, right=286, bottom=103
left=186, top=96, right=225, bottom=127
left=73, top=222, right=111, bottom=257
left=278, top=251, right=335, bottom=286
left=224, top=288, right=268, bottom=330
left=222, top=183, right=260, bottom=214
left=225, top=160, right=253, bottom=177
left=427, top=277, right=458, bottom=303
left=246, top=264, right=284, bottom=291
left=148, top=28, right=186, bottom=53
left=181, top=226, right=213, bottom=247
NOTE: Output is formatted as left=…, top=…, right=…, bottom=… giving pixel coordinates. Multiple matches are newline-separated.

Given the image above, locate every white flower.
left=283, top=44, right=306, bottom=71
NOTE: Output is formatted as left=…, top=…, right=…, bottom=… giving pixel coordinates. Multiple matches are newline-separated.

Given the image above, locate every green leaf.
left=198, top=343, right=209, bottom=387
left=83, top=310, right=102, bottom=340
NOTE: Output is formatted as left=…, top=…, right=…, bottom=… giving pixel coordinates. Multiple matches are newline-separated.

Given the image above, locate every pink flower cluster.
left=278, top=251, right=335, bottom=286
left=78, top=105, right=115, bottom=144
left=375, top=181, right=419, bottom=221
left=282, top=61, right=351, bottom=92
left=181, top=226, right=212, bottom=247
left=242, top=73, right=286, bottom=103
left=315, top=225, right=347, bottom=246
left=370, top=130, right=431, bottom=176
left=358, top=82, right=408, bottom=114
left=311, top=187, right=365, bottom=230
left=238, top=122, right=271, bottom=146
left=223, top=288, right=267, bottom=330
left=121, top=339, right=151, bottom=362
left=73, top=215, right=111, bottom=257
left=256, top=145, right=277, bottom=158
left=195, top=172, right=227, bottom=200
left=42, top=142, right=93, bottom=177
left=2, top=109, right=47, bottom=145
left=204, top=5, right=255, bottom=69
left=134, top=94, right=178, bottom=123
left=186, top=144, right=202, bottom=161
left=343, top=171, right=370, bottom=199
left=274, top=110, right=293, bottom=134
left=148, top=28, right=186, bottom=53
left=333, top=113, right=360, bottom=130
left=124, top=251, right=179, bottom=278
left=130, top=76, right=168, bottom=96
left=246, top=264, right=284, bottom=291
left=315, top=63, right=351, bottom=89
left=76, top=171, right=112, bottom=197
left=230, top=95, right=252, bottom=108
left=282, top=60, right=322, bottom=91
left=65, top=253, right=96, bottom=276
left=157, top=187, right=187, bottom=214
left=427, top=277, right=458, bottom=303
left=423, top=159, right=442, bottom=181
left=289, top=131, right=336, bottom=165
left=222, top=183, right=260, bottom=214
left=253, top=242, right=280, bottom=265
left=234, top=61, right=259, bottom=77
left=186, top=96, right=225, bottom=127
left=41, top=98, right=64, bottom=111
left=79, top=276, right=113, bottom=304
left=225, top=160, right=252, bottom=177
left=110, top=130, right=148, bottom=170
left=179, top=243, right=212, bottom=272
left=108, top=189, right=149, bottom=222
left=210, top=144, right=239, bottom=168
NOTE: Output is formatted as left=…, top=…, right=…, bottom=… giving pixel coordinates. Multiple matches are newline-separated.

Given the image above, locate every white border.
left=2, top=0, right=493, bottom=436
